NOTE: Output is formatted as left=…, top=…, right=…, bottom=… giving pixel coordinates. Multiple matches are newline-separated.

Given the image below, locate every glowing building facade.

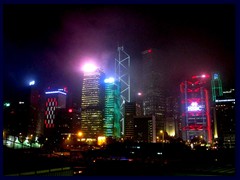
left=211, top=73, right=223, bottom=102
left=44, top=88, right=67, bottom=130
left=81, top=65, right=105, bottom=139
left=180, top=74, right=212, bottom=143
left=104, top=77, right=121, bottom=138
left=115, top=46, right=131, bottom=136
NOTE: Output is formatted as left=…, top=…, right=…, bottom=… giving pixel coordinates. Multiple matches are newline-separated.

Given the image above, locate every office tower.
left=124, top=102, right=136, bottom=140
left=142, top=48, right=166, bottom=137
left=180, top=74, right=212, bottom=143
left=134, top=116, right=156, bottom=143
left=215, top=88, right=235, bottom=148
left=165, top=96, right=180, bottom=137
left=115, top=46, right=131, bottom=136
left=28, top=81, right=44, bottom=136
left=136, top=92, right=144, bottom=116
left=55, top=108, right=81, bottom=135
left=211, top=73, right=223, bottom=102
left=81, top=64, right=105, bottom=140
left=3, top=82, right=44, bottom=137
left=104, top=77, right=121, bottom=138
left=44, top=88, right=67, bottom=136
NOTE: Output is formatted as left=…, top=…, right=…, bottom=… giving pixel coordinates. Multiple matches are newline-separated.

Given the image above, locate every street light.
left=77, top=131, right=83, bottom=138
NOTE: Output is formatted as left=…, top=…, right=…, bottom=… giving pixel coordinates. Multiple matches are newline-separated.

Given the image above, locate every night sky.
left=3, top=4, right=235, bottom=100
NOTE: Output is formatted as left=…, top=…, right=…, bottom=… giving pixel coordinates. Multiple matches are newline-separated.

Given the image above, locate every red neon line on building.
left=205, top=89, right=212, bottom=143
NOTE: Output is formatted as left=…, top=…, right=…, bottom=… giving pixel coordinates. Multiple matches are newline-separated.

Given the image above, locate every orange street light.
left=77, top=131, right=83, bottom=137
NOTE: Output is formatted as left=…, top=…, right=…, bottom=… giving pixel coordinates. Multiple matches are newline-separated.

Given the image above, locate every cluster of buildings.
left=3, top=48, right=235, bottom=149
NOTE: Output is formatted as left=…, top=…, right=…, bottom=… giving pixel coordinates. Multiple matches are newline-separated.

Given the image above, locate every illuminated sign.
left=213, top=73, right=219, bottom=80
left=4, top=102, right=10, bottom=107
left=45, top=91, right=67, bottom=95
left=187, top=102, right=201, bottom=111
left=29, top=81, right=35, bottom=86
left=104, top=77, right=115, bottom=83
left=215, top=99, right=235, bottom=103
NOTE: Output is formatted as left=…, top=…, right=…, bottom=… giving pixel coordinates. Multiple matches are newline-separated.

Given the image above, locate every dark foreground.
left=3, top=143, right=235, bottom=176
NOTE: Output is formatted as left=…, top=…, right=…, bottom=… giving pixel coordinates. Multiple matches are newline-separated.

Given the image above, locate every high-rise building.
left=134, top=116, right=156, bottom=143
left=55, top=108, right=81, bottom=135
left=104, top=77, right=121, bottom=138
left=115, top=46, right=131, bottom=136
left=211, top=73, right=223, bottom=102
left=81, top=64, right=105, bottom=140
left=142, top=48, right=166, bottom=137
left=180, top=74, right=212, bottom=143
left=215, top=88, right=235, bottom=148
left=44, top=88, right=67, bottom=136
left=135, top=92, right=144, bottom=116
left=124, top=102, right=136, bottom=140
left=165, top=96, right=180, bottom=137
left=28, top=82, right=44, bottom=136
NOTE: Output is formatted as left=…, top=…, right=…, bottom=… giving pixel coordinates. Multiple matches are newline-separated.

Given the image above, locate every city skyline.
left=3, top=4, right=235, bottom=101
left=3, top=4, right=237, bottom=176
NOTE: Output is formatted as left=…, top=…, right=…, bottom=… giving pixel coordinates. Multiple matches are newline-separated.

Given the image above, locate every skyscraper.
left=44, top=88, right=67, bottom=136
left=81, top=64, right=105, bottom=140
left=180, top=74, right=212, bottom=143
left=211, top=73, right=223, bottom=102
left=115, top=46, right=131, bottom=136
left=124, top=102, right=136, bottom=140
left=142, top=48, right=166, bottom=137
left=28, top=82, right=44, bottom=136
left=165, top=96, right=180, bottom=137
left=215, top=88, right=235, bottom=148
left=104, top=77, right=121, bottom=138
left=134, top=116, right=156, bottom=143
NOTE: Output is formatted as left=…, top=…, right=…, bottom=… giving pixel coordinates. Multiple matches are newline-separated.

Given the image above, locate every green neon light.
left=4, top=102, right=10, bottom=107
left=211, top=73, right=223, bottom=102
left=104, top=81, right=121, bottom=138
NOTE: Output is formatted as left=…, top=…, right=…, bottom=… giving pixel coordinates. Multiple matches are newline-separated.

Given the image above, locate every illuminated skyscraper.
left=115, top=46, right=131, bottom=136
left=180, top=74, right=212, bottom=143
left=81, top=64, right=105, bottom=139
left=211, top=73, right=223, bottom=102
left=104, top=77, right=121, bottom=138
left=44, top=88, right=67, bottom=135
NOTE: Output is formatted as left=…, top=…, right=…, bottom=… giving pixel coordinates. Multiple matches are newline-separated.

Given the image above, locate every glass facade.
left=104, top=79, right=121, bottom=138
left=81, top=68, right=105, bottom=139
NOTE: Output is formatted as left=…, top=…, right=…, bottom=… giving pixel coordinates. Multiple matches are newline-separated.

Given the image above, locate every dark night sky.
left=3, top=4, right=235, bottom=100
